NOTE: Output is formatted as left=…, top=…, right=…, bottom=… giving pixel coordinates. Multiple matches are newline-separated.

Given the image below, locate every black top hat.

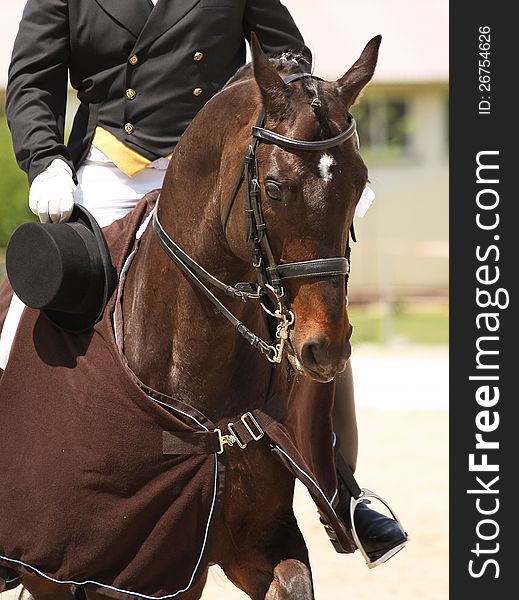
left=6, top=205, right=117, bottom=333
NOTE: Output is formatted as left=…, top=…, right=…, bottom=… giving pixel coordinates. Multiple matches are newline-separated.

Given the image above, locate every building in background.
left=2, top=1, right=448, bottom=301
left=283, top=0, right=448, bottom=302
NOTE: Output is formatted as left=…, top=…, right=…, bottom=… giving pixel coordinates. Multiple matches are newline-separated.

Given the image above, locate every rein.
left=153, top=72, right=357, bottom=363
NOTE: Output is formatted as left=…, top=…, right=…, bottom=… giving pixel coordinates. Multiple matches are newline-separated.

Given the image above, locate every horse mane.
left=225, top=49, right=334, bottom=139
left=225, top=48, right=312, bottom=85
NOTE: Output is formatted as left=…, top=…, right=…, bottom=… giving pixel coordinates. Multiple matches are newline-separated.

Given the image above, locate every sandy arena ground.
left=3, top=345, right=448, bottom=600
left=201, top=409, right=449, bottom=599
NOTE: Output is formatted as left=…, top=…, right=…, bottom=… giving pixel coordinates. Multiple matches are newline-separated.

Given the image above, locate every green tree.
left=0, top=93, right=34, bottom=249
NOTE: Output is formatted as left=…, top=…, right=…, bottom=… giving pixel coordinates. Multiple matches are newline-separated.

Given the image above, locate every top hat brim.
left=6, top=205, right=117, bottom=334
left=43, top=205, right=117, bottom=333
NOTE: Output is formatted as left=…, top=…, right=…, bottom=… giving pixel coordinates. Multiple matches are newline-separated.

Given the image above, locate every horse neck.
left=123, top=98, right=273, bottom=421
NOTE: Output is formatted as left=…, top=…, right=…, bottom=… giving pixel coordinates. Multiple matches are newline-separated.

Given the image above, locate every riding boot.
left=0, top=566, right=22, bottom=592
left=321, top=362, right=409, bottom=567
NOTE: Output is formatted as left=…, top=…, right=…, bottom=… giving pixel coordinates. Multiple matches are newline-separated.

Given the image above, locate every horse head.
left=222, top=34, right=381, bottom=383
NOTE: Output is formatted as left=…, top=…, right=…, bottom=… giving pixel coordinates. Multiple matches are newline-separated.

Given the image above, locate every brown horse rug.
left=0, top=191, right=352, bottom=599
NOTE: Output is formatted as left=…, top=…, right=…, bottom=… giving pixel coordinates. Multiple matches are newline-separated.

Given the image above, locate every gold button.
left=126, top=88, right=137, bottom=101
left=193, top=87, right=203, bottom=97
left=129, top=55, right=138, bottom=65
left=124, top=123, right=135, bottom=135
left=193, top=51, right=204, bottom=62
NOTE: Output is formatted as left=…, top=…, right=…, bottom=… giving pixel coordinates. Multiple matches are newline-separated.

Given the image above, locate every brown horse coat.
left=0, top=191, right=352, bottom=600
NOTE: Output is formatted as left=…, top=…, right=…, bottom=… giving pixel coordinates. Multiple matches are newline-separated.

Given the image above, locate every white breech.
left=0, top=151, right=167, bottom=370
left=0, top=294, right=26, bottom=370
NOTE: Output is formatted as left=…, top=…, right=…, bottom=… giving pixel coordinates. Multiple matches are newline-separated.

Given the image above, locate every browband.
left=252, top=115, right=357, bottom=152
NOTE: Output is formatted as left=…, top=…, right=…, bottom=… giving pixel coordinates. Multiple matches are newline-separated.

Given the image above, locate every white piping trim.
left=113, top=249, right=138, bottom=348
left=176, top=456, right=218, bottom=594
left=330, top=432, right=338, bottom=505
left=0, top=396, right=219, bottom=600
left=136, top=209, right=155, bottom=240
left=112, top=206, right=155, bottom=349
left=274, top=445, right=337, bottom=513
left=150, top=396, right=208, bottom=432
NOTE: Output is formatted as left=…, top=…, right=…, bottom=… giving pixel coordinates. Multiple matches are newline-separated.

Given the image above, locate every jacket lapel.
left=94, top=0, right=153, bottom=39
left=133, top=0, right=201, bottom=53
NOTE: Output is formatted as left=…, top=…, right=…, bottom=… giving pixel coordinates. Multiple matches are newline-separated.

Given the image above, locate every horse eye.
left=265, top=181, right=283, bottom=201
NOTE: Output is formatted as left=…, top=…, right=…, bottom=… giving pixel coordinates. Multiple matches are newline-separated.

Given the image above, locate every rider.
left=0, top=0, right=407, bottom=591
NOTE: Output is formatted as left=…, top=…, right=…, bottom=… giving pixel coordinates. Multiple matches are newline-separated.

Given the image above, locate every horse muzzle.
left=288, top=325, right=352, bottom=383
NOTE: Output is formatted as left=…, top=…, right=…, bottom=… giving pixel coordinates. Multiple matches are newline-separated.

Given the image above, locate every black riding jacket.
left=6, top=0, right=309, bottom=183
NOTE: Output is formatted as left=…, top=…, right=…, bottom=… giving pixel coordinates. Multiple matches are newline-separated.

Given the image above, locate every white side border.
left=1, top=394, right=219, bottom=600
left=274, top=444, right=338, bottom=514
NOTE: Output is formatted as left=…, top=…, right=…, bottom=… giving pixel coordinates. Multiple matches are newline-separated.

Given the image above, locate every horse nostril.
left=301, top=336, right=330, bottom=372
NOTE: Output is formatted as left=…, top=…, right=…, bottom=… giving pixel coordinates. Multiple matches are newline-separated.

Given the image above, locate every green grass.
left=348, top=304, right=448, bottom=345
left=0, top=104, right=34, bottom=248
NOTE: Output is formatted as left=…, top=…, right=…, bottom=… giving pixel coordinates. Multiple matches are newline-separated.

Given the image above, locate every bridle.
left=153, top=72, right=357, bottom=363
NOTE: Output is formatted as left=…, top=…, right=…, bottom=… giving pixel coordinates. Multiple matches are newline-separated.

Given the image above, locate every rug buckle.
left=240, top=412, right=264, bottom=441
left=216, top=412, right=264, bottom=454
left=215, top=428, right=237, bottom=454
left=227, top=422, right=248, bottom=449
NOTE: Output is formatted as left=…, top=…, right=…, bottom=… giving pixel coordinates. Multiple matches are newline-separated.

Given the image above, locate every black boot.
left=0, top=566, right=22, bottom=592
left=349, top=498, right=408, bottom=567
left=321, top=490, right=408, bottom=567
left=321, top=450, right=408, bottom=567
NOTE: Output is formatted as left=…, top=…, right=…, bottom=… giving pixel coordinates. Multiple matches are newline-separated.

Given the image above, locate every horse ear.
left=250, top=32, right=290, bottom=117
left=336, top=35, right=382, bottom=107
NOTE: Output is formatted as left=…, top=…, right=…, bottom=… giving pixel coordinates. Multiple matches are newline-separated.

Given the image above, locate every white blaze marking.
left=318, top=153, right=336, bottom=183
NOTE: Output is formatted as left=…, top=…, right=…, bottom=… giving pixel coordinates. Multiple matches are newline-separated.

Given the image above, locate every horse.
left=16, top=33, right=381, bottom=600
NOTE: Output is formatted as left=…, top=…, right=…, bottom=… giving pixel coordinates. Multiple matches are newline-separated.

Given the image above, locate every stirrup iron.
left=350, top=488, right=409, bottom=569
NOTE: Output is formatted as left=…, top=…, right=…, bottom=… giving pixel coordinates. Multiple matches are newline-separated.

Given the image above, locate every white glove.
left=29, top=159, right=76, bottom=223
left=353, top=129, right=376, bottom=219
left=355, top=185, right=376, bottom=218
